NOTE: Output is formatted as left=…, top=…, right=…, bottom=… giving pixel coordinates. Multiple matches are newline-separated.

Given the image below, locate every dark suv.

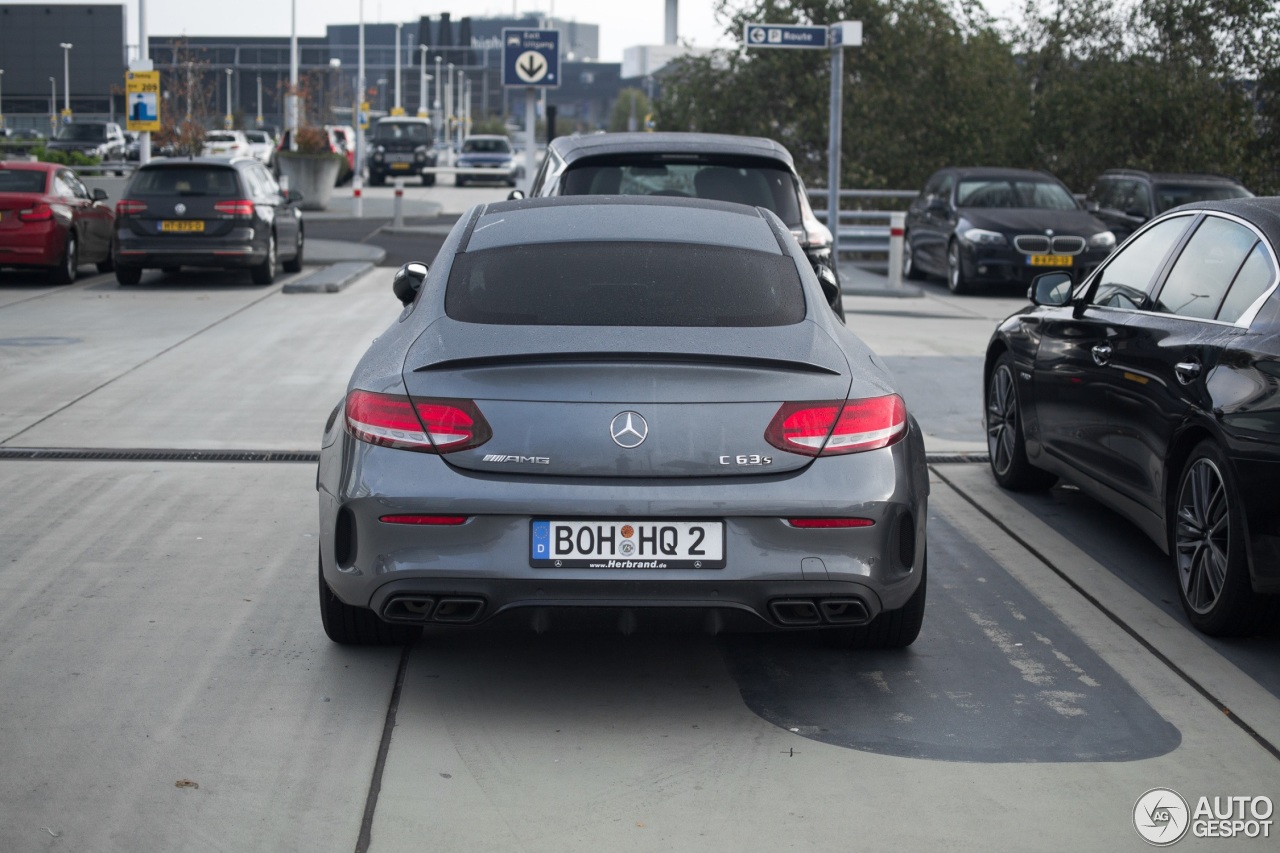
left=112, top=156, right=304, bottom=285
left=47, top=121, right=127, bottom=165
left=367, top=118, right=437, bottom=186
left=1086, top=170, right=1252, bottom=243
left=516, top=132, right=842, bottom=318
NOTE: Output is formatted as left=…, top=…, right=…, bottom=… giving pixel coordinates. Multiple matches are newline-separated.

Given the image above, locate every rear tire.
left=947, top=240, right=971, bottom=295
left=422, top=173, right=436, bottom=187
left=319, top=555, right=421, bottom=645
left=282, top=227, right=304, bottom=273
left=986, top=352, right=1057, bottom=490
left=902, top=235, right=925, bottom=280
left=50, top=234, right=77, bottom=285
left=96, top=245, right=115, bottom=274
left=821, top=556, right=927, bottom=650
left=250, top=232, right=277, bottom=285
left=369, top=172, right=385, bottom=187
left=115, top=264, right=142, bottom=285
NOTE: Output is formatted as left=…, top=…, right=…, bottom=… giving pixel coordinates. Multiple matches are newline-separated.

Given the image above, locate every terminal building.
left=0, top=4, right=702, bottom=135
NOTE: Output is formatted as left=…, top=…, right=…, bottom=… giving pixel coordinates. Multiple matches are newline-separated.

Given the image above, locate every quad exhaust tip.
left=770, top=597, right=870, bottom=627
left=382, top=595, right=486, bottom=624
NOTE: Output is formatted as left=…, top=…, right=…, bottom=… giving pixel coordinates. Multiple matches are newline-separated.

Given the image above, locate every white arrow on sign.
left=514, top=50, right=548, bottom=83
left=748, top=27, right=766, bottom=43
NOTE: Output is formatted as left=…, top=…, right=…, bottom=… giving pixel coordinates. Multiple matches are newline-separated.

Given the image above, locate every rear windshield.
left=445, top=241, right=805, bottom=327
left=372, top=122, right=431, bottom=143
left=205, top=132, right=238, bottom=143
left=463, top=137, right=510, bottom=154
left=957, top=179, right=1078, bottom=209
left=1155, top=183, right=1252, bottom=213
left=561, top=163, right=803, bottom=227
left=0, top=170, right=48, bottom=193
left=130, top=167, right=240, bottom=196
left=244, top=131, right=270, bottom=144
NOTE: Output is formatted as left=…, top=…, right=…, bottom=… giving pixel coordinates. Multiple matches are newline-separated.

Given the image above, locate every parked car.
left=112, top=156, right=304, bottom=285
left=316, top=196, right=928, bottom=648
left=985, top=196, right=1280, bottom=636
left=904, top=167, right=1117, bottom=294
left=201, top=130, right=252, bottom=159
left=0, top=161, right=114, bottom=282
left=46, top=121, right=127, bottom=163
left=455, top=134, right=517, bottom=187
left=324, top=125, right=356, bottom=173
left=123, top=131, right=141, bottom=162
left=1086, top=170, right=1253, bottom=243
left=243, top=130, right=277, bottom=167
left=367, top=118, right=437, bottom=186
left=517, top=132, right=843, bottom=319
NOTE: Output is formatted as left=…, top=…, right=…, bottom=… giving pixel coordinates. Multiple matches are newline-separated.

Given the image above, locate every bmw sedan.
left=905, top=167, right=1116, bottom=294
left=0, top=161, right=114, bottom=282
left=317, top=196, right=929, bottom=648
left=985, top=197, right=1280, bottom=636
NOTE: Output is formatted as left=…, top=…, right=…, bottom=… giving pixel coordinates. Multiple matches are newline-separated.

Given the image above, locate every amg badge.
left=483, top=454, right=551, bottom=465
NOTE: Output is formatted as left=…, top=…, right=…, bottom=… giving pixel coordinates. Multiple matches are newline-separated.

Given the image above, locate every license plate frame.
left=160, top=220, right=204, bottom=233
left=531, top=519, right=725, bottom=569
left=1027, top=253, right=1072, bottom=267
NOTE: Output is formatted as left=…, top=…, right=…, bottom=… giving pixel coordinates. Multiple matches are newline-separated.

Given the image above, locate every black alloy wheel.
left=902, top=235, right=925, bottom=280
left=821, top=555, right=927, bottom=650
left=50, top=234, right=77, bottom=285
left=251, top=232, right=277, bottom=285
left=1172, top=441, right=1274, bottom=636
left=947, top=240, right=971, bottom=295
left=283, top=227, right=304, bottom=273
left=986, top=353, right=1056, bottom=490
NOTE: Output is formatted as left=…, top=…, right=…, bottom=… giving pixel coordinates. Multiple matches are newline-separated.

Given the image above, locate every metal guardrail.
left=807, top=188, right=916, bottom=255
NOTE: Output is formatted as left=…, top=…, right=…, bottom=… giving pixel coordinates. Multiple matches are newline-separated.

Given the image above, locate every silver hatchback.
left=316, top=197, right=928, bottom=648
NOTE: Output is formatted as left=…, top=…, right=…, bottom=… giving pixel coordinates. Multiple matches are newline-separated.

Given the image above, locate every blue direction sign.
left=502, top=28, right=560, bottom=88
left=743, top=23, right=829, bottom=49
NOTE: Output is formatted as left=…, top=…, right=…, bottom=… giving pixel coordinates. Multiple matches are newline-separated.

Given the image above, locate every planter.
left=276, top=153, right=343, bottom=211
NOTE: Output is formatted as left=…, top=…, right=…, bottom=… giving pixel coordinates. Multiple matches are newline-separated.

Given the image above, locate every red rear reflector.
left=766, top=395, right=907, bottom=456
left=379, top=515, right=469, bottom=525
left=213, top=199, right=255, bottom=216
left=787, top=518, right=875, bottom=528
left=115, top=199, right=147, bottom=216
left=344, top=390, right=491, bottom=453
left=18, top=203, right=53, bottom=221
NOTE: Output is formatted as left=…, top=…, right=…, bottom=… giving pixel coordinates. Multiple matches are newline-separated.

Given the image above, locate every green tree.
left=609, top=88, right=654, bottom=132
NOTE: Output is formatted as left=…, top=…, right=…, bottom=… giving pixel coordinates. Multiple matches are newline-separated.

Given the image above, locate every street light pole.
left=59, top=43, right=72, bottom=122
left=434, top=56, right=442, bottom=144
left=393, top=22, right=403, bottom=114
left=225, top=68, right=233, bottom=129
left=445, top=62, right=454, bottom=159
left=256, top=74, right=263, bottom=128
left=48, top=77, right=56, bottom=136
left=288, top=0, right=298, bottom=149
left=418, top=45, right=428, bottom=118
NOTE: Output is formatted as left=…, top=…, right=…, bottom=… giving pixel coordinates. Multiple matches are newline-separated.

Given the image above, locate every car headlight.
left=373, top=145, right=385, bottom=154
left=961, top=228, right=1008, bottom=246
left=1089, top=230, right=1116, bottom=249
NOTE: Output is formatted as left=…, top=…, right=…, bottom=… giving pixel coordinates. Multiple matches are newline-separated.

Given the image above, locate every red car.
left=0, top=162, right=115, bottom=283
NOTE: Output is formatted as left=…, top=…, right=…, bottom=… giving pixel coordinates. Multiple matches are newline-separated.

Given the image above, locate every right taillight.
left=213, top=199, right=255, bottom=217
left=344, top=390, right=491, bottom=453
left=765, top=394, right=906, bottom=456
left=115, top=199, right=147, bottom=216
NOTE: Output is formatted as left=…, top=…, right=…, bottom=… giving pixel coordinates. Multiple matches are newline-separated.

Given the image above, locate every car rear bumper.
left=0, top=223, right=62, bottom=267
left=114, top=228, right=267, bottom=268
left=317, top=418, right=929, bottom=630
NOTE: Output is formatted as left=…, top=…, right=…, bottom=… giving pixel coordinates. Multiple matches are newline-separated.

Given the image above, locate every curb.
left=283, top=261, right=375, bottom=294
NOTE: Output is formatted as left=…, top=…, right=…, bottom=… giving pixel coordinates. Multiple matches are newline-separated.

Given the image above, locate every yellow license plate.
left=1028, top=254, right=1072, bottom=267
left=390, top=163, right=411, bottom=170
left=161, top=220, right=204, bottom=233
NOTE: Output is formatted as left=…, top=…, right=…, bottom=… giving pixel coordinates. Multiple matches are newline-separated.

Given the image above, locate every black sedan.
left=113, top=156, right=304, bottom=285
left=904, top=167, right=1116, bottom=294
left=984, top=197, right=1280, bottom=636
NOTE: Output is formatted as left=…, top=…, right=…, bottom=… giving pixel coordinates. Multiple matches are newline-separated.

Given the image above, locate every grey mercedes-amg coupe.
left=316, top=196, right=929, bottom=649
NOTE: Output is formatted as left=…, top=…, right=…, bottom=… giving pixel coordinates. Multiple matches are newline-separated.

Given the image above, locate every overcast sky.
left=20, top=1, right=1021, bottom=64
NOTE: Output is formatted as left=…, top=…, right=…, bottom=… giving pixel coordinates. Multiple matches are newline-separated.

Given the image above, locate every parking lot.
left=1, top=183, right=1277, bottom=852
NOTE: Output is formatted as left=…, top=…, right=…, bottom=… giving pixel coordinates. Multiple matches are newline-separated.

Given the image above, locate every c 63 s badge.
left=720, top=454, right=772, bottom=466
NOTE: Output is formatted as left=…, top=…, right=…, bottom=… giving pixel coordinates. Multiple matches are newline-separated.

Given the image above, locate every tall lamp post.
left=434, top=56, right=443, bottom=143
left=256, top=74, right=264, bottom=128
left=59, top=43, right=72, bottom=123
left=329, top=58, right=341, bottom=120
left=49, top=77, right=57, bottom=136
left=393, top=22, right=403, bottom=115
left=224, top=68, right=234, bottom=129
left=417, top=45, right=429, bottom=118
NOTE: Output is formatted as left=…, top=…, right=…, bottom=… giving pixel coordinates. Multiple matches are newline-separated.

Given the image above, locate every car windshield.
left=372, top=122, right=431, bottom=143
left=560, top=162, right=803, bottom=227
left=205, top=133, right=238, bottom=143
left=462, top=138, right=510, bottom=154
left=445, top=241, right=805, bottom=327
left=0, top=170, right=48, bottom=193
left=57, top=124, right=107, bottom=142
left=130, top=167, right=240, bottom=196
left=1154, top=183, right=1252, bottom=213
left=957, top=179, right=1078, bottom=210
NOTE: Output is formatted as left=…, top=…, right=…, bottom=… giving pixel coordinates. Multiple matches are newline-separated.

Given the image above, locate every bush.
left=33, top=146, right=101, bottom=167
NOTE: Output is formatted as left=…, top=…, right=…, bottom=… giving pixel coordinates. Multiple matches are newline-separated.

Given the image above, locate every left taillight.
left=765, top=394, right=907, bottom=457
left=115, top=199, right=147, bottom=216
left=344, top=390, right=491, bottom=453
left=18, top=203, right=54, bottom=222
left=213, top=199, right=255, bottom=217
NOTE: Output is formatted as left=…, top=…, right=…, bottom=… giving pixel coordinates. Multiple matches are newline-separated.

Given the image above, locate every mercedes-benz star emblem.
left=174, top=203, right=186, bottom=215
left=610, top=412, right=648, bottom=449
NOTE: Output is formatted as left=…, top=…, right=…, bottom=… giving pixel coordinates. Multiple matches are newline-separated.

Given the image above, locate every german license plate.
left=1027, top=254, right=1072, bottom=267
left=160, top=220, right=204, bottom=233
left=531, top=520, right=724, bottom=569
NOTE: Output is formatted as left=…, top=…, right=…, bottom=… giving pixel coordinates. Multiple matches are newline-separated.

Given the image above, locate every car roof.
left=139, top=156, right=253, bottom=168
left=944, top=167, right=1063, bottom=182
left=548, top=132, right=796, bottom=168
left=465, top=196, right=789, bottom=254
left=1171, top=197, right=1280, bottom=242
left=0, top=161, right=57, bottom=172
left=1099, top=168, right=1246, bottom=185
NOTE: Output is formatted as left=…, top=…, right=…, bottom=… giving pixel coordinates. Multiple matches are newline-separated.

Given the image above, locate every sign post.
left=744, top=20, right=860, bottom=267
left=502, top=28, right=560, bottom=193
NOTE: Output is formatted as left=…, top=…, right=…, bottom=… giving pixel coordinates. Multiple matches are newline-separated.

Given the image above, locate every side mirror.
left=92, top=188, right=108, bottom=201
left=1030, top=271, right=1073, bottom=307
left=1124, top=207, right=1148, bottom=221
left=507, top=189, right=526, bottom=200
left=392, top=261, right=429, bottom=306
left=1083, top=199, right=1099, bottom=213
